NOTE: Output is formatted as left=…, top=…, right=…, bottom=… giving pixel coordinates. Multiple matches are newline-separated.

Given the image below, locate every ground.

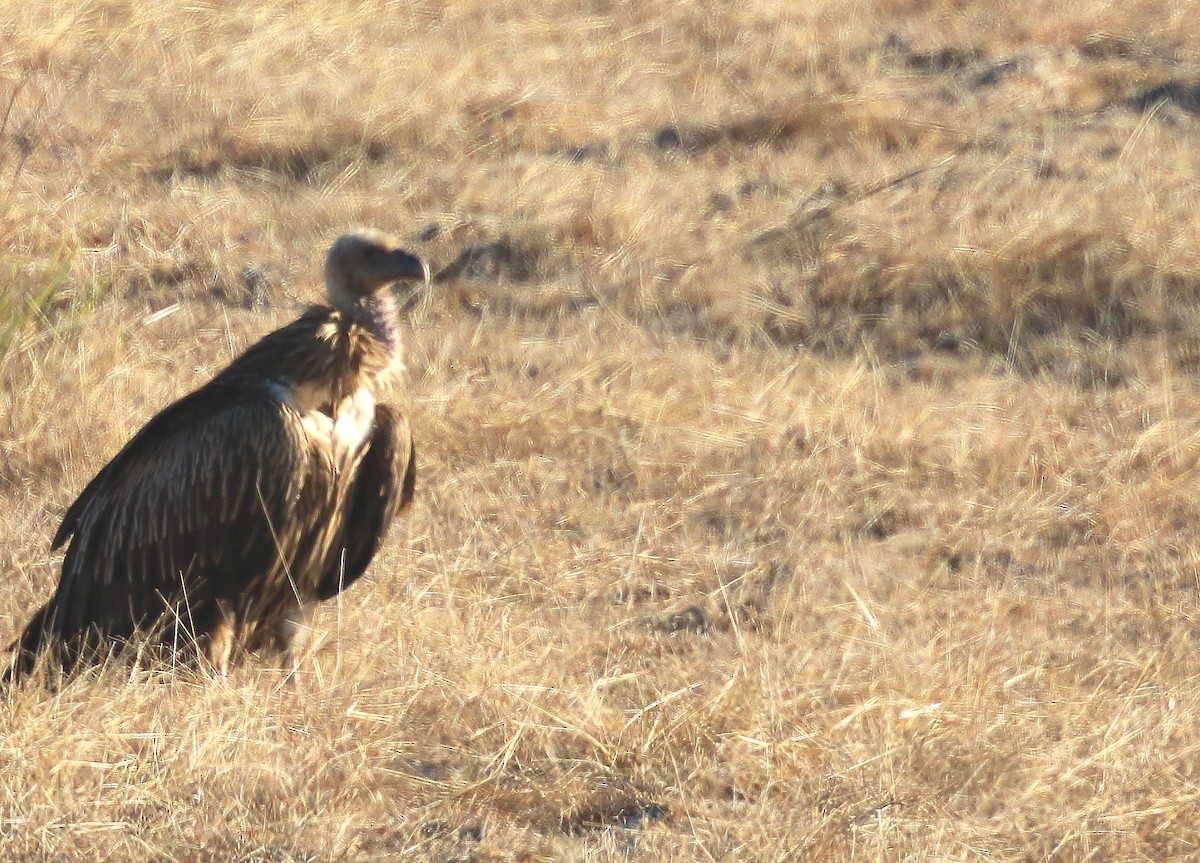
left=3, top=0, right=1200, bottom=860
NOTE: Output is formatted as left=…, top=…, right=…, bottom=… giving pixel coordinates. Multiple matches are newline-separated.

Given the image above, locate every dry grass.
left=4, top=0, right=1200, bottom=859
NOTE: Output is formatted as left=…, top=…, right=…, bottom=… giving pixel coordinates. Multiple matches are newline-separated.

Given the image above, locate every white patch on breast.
left=300, top=410, right=335, bottom=448
left=271, top=379, right=375, bottom=470
left=331, top=387, right=376, bottom=465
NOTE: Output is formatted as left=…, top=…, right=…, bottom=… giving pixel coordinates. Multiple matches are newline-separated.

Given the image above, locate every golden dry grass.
left=4, top=0, right=1200, bottom=859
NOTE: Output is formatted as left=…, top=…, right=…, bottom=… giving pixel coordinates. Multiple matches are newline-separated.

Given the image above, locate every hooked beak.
left=390, top=249, right=431, bottom=286
left=388, top=249, right=433, bottom=313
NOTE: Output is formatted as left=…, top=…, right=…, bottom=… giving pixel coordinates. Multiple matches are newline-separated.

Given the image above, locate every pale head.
left=324, top=229, right=429, bottom=310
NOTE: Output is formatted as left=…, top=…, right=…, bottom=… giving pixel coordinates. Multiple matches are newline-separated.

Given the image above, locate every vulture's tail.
left=3, top=603, right=53, bottom=686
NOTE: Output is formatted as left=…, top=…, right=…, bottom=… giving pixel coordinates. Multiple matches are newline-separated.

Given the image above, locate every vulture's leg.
left=278, top=600, right=319, bottom=677
left=205, top=599, right=236, bottom=678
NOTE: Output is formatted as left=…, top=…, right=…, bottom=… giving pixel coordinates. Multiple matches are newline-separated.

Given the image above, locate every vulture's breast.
left=278, top=379, right=377, bottom=470
left=330, top=387, right=377, bottom=464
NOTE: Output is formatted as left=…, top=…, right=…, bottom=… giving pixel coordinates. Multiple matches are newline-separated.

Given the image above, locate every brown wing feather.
left=15, top=381, right=314, bottom=674
left=315, top=404, right=415, bottom=600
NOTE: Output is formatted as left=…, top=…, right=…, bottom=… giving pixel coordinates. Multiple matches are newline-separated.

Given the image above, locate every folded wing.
left=12, top=381, right=318, bottom=674
left=316, top=403, right=415, bottom=600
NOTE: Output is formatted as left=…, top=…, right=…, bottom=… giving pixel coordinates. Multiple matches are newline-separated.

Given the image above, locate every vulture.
left=4, top=229, right=427, bottom=683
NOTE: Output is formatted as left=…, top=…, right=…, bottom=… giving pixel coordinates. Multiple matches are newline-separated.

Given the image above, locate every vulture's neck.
left=343, top=293, right=400, bottom=356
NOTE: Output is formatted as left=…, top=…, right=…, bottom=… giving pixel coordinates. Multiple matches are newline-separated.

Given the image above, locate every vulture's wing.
left=42, top=380, right=314, bottom=647
left=315, top=403, right=414, bottom=600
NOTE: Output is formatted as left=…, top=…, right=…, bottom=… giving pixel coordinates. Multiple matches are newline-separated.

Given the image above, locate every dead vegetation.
left=4, top=0, right=1200, bottom=860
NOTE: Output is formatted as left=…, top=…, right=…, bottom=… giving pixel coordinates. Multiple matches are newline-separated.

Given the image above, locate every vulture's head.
left=325, top=229, right=430, bottom=309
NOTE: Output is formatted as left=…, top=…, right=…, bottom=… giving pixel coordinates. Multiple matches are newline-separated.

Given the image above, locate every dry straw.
left=3, top=0, right=1200, bottom=859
